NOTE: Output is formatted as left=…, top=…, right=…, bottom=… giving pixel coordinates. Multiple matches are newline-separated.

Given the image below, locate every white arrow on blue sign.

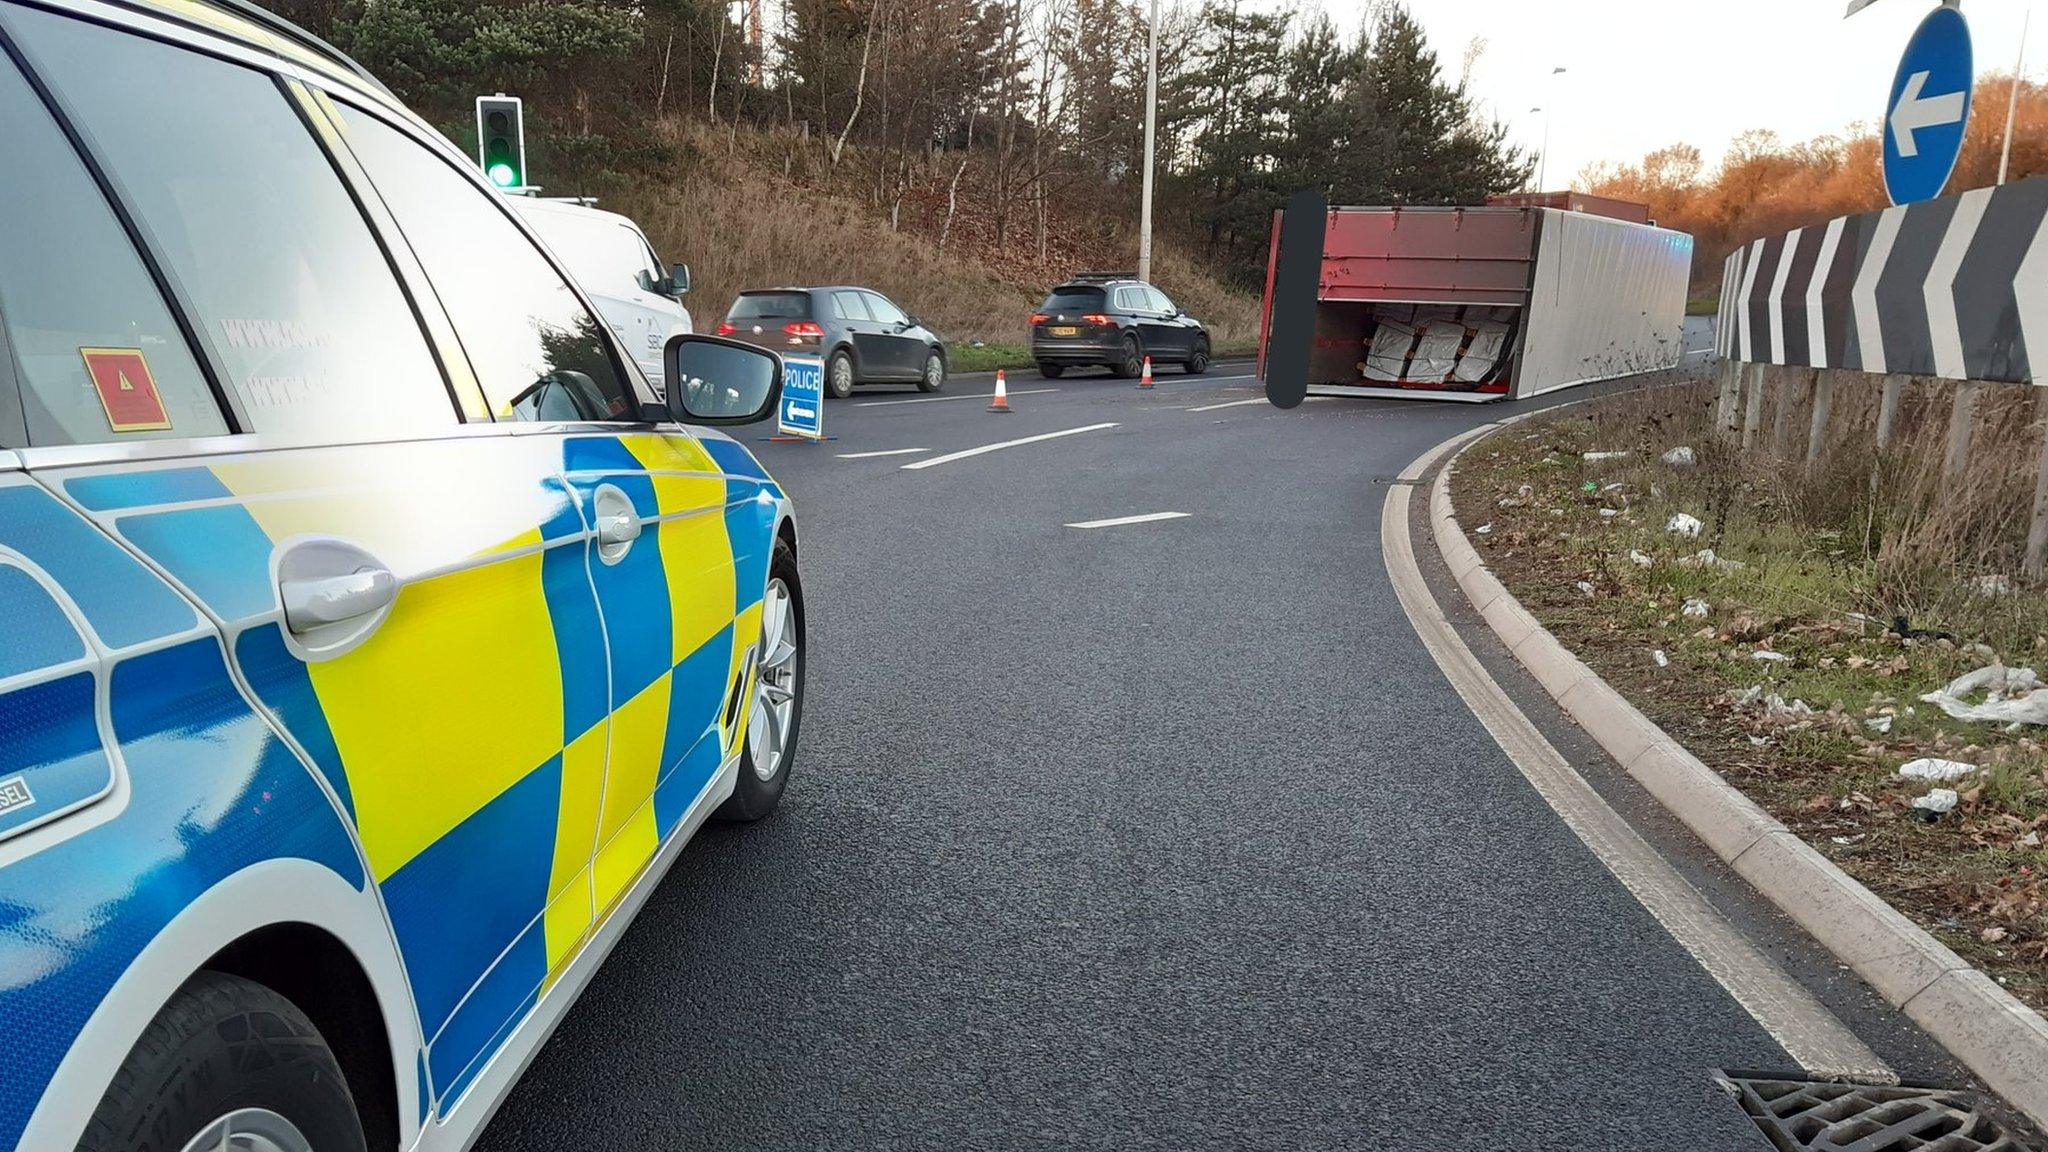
left=1883, top=4, right=1973, bottom=207
left=779, top=356, right=825, bottom=440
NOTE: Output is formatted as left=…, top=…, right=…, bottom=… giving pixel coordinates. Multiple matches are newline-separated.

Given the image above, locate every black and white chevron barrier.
left=1717, top=176, right=2048, bottom=384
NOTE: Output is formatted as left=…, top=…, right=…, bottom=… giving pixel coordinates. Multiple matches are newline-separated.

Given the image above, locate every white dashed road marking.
left=836, top=448, right=930, bottom=459
left=858, top=389, right=1057, bottom=408
left=902, top=423, right=1119, bottom=471
left=1186, top=398, right=1267, bottom=413
left=1064, top=511, right=1190, bottom=529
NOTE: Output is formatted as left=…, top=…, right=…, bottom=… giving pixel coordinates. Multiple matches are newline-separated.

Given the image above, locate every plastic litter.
left=1599, top=508, right=1619, bottom=518
left=1666, top=513, right=1703, bottom=538
left=1661, top=446, right=1697, bottom=466
left=1919, top=665, right=2048, bottom=726
left=1682, top=598, right=1711, bottom=618
left=1474, top=523, right=1493, bottom=536
left=1866, top=715, right=1894, bottom=734
left=1973, top=574, right=2014, bottom=598
left=1676, top=548, right=1746, bottom=572
left=1575, top=580, right=1595, bottom=597
left=1652, top=650, right=1669, bottom=668
left=1582, top=451, right=1630, bottom=461
left=1898, top=758, right=1977, bottom=782
left=1911, top=787, right=1960, bottom=821
left=1629, top=550, right=1654, bottom=568
left=1752, top=650, right=1792, bottom=663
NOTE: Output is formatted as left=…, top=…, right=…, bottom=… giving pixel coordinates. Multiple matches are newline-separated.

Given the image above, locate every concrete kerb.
left=1425, top=419, right=2048, bottom=1130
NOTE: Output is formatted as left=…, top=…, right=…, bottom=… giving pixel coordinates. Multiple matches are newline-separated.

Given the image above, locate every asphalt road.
left=475, top=324, right=1977, bottom=1150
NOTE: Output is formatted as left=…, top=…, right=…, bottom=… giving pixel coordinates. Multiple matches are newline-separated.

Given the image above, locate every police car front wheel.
left=80, top=971, right=365, bottom=1152
left=718, top=540, right=803, bottom=822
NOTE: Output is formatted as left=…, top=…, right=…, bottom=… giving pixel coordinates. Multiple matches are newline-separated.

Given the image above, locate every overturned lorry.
left=1256, top=198, right=1693, bottom=401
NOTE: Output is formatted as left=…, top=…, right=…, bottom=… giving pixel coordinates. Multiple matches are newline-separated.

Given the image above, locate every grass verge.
left=1450, top=378, right=2048, bottom=1011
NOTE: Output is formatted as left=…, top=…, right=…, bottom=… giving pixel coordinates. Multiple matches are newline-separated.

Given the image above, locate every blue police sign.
left=779, top=355, right=824, bottom=439
left=1883, top=4, right=1973, bottom=207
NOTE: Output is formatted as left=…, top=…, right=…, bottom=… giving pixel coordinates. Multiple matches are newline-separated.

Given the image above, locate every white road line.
left=902, top=422, right=1119, bottom=471
left=1064, top=511, right=1189, bottom=529
left=1186, top=398, right=1267, bottom=413
left=836, top=447, right=930, bottom=459
left=1381, top=428, right=1894, bottom=1085
left=858, top=388, right=1057, bottom=408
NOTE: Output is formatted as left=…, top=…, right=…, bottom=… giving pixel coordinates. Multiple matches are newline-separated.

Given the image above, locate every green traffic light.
left=488, top=162, right=519, bottom=188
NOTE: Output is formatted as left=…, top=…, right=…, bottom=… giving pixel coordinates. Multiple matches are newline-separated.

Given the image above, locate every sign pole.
left=2000, top=9, right=2030, bottom=185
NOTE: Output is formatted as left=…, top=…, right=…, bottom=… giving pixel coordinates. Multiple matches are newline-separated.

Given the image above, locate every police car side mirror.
left=665, top=334, right=781, bottom=425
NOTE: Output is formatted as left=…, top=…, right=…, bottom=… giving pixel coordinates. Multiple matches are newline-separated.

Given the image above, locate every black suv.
left=1028, top=273, right=1211, bottom=378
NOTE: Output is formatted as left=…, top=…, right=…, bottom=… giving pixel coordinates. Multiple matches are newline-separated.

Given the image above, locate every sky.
left=1321, top=0, right=2037, bottom=188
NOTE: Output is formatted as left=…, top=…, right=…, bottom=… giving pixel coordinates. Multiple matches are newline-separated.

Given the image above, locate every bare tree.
left=830, top=0, right=884, bottom=166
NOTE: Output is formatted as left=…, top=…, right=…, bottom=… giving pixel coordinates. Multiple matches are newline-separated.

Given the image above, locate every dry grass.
left=595, top=120, right=1260, bottom=347
left=1450, top=370, right=2048, bottom=1010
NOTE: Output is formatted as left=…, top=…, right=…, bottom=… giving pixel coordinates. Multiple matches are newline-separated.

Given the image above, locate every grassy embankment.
left=584, top=121, right=1262, bottom=359
left=1451, top=375, right=2048, bottom=1008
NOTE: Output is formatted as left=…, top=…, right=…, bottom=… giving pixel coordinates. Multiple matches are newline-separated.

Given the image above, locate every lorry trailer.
left=1256, top=202, right=1692, bottom=402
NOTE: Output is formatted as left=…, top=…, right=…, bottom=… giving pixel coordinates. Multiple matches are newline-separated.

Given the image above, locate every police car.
left=0, top=2, right=804, bottom=1150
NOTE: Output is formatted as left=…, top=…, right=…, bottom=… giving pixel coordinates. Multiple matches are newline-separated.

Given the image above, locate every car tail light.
left=1082, top=313, right=1114, bottom=326
left=1029, top=313, right=1049, bottom=325
left=715, top=321, right=737, bottom=335
left=783, top=322, right=825, bottom=338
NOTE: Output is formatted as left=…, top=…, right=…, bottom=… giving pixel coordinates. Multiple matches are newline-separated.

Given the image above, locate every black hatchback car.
left=1028, top=273, right=1211, bottom=378
left=717, top=286, right=945, bottom=397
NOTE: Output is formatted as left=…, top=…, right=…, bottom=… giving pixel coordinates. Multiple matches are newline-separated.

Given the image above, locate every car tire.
left=1111, top=334, right=1143, bottom=378
left=718, top=539, right=803, bottom=823
left=1037, top=362, right=1065, bottom=379
left=78, top=971, right=366, bottom=1152
left=917, top=350, right=946, bottom=393
left=826, top=350, right=856, bottom=399
left=1185, top=339, right=1211, bottom=374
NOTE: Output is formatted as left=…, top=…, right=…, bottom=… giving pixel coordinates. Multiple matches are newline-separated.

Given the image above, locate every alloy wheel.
left=179, top=1109, right=314, bottom=1152
left=748, top=578, right=799, bottom=781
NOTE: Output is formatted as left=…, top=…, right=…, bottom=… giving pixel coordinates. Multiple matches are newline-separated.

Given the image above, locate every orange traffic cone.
left=988, top=369, right=1013, bottom=413
left=1138, top=355, right=1154, bottom=390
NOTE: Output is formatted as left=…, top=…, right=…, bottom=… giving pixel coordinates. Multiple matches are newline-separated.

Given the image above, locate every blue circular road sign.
left=1883, top=5, right=1973, bottom=206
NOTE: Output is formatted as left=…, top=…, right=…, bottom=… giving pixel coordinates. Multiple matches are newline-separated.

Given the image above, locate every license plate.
left=1049, top=325, right=1079, bottom=337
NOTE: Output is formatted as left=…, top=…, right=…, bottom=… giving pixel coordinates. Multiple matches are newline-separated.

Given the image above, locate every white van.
left=512, top=196, right=693, bottom=385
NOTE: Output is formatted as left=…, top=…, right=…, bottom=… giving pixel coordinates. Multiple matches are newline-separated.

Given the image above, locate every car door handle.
left=598, top=510, right=641, bottom=547
left=282, top=567, right=397, bottom=632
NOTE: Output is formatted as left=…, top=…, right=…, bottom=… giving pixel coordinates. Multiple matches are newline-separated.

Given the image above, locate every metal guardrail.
left=1713, top=176, right=2048, bottom=577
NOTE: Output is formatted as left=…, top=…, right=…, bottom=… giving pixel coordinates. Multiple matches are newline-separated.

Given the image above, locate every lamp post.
left=1535, top=66, right=1566, bottom=191
left=1138, top=0, right=1160, bottom=283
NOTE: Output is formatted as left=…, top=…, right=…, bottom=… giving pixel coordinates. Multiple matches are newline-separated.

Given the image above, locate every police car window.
left=334, top=106, right=637, bottom=421
left=5, top=6, right=453, bottom=441
left=830, top=292, right=870, bottom=322
left=0, top=42, right=224, bottom=447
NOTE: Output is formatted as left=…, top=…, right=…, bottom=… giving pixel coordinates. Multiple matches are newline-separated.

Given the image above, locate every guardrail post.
left=1807, top=369, right=1836, bottom=466
left=1770, top=366, right=1806, bottom=457
left=1875, top=374, right=1908, bottom=449
left=1944, top=380, right=1980, bottom=488
left=2028, top=390, right=2048, bottom=581
left=1717, top=360, right=1742, bottom=438
left=1742, top=362, right=1765, bottom=450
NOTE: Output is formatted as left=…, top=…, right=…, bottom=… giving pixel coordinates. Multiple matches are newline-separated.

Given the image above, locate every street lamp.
left=1138, top=0, right=1160, bottom=283
left=1536, top=66, right=1566, bottom=192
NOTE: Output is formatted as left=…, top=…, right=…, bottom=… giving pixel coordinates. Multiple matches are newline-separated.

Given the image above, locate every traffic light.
left=475, top=95, right=525, bottom=190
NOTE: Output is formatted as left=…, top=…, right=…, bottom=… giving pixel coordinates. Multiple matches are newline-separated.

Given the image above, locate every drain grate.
left=1717, top=1073, right=2035, bottom=1152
